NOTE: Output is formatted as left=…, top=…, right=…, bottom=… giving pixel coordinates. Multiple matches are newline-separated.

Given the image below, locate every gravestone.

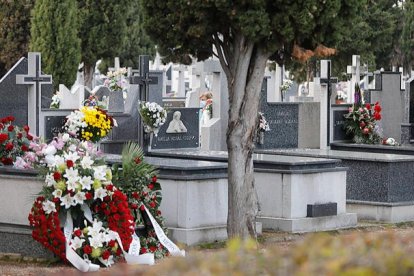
left=43, top=114, right=68, bottom=140
left=331, top=104, right=353, bottom=143
left=401, top=76, right=414, bottom=144
left=370, top=72, right=404, bottom=142
left=163, top=98, right=186, bottom=108
left=148, top=71, right=164, bottom=105
left=0, top=58, right=29, bottom=126
left=151, top=108, right=200, bottom=150
left=16, top=52, right=53, bottom=136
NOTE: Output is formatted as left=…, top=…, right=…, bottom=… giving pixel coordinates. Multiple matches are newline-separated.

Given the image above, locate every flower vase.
left=108, top=90, right=124, bottom=113
left=335, top=99, right=344, bottom=104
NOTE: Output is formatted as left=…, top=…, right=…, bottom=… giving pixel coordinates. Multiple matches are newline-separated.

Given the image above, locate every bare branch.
left=213, top=33, right=232, bottom=79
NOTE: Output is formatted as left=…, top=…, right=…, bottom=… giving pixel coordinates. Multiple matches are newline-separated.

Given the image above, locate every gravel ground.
left=1, top=221, right=413, bottom=275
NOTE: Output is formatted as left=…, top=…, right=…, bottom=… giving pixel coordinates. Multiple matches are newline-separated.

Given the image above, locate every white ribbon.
left=143, top=206, right=185, bottom=257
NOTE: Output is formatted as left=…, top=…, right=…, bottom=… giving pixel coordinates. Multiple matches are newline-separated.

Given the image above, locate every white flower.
left=52, top=189, right=63, bottom=199
left=80, top=176, right=93, bottom=190
left=88, top=220, right=104, bottom=238
left=68, top=144, right=77, bottom=152
left=80, top=155, right=94, bottom=169
left=64, top=168, right=80, bottom=191
left=74, top=191, right=87, bottom=205
left=42, top=200, right=56, bottom=214
left=70, top=236, right=85, bottom=250
left=64, top=151, right=80, bottom=162
left=99, top=255, right=114, bottom=267
left=45, top=173, right=56, bottom=187
left=93, top=165, right=107, bottom=181
left=61, top=194, right=76, bottom=209
left=94, top=187, right=107, bottom=201
left=42, top=145, right=57, bottom=156
left=62, top=133, right=70, bottom=142
left=89, top=236, right=104, bottom=249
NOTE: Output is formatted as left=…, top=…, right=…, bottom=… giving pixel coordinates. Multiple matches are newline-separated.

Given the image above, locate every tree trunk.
left=84, top=63, right=94, bottom=89
left=224, top=36, right=270, bottom=239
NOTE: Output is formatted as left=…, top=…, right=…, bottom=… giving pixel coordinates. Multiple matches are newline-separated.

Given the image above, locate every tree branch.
left=213, top=33, right=232, bottom=80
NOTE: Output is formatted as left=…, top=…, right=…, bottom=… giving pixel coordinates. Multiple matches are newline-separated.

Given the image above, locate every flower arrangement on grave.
left=103, top=68, right=128, bottom=92
left=111, top=142, right=169, bottom=259
left=138, top=101, right=167, bottom=135
left=64, top=106, right=116, bottom=143
left=203, top=98, right=213, bottom=119
left=335, top=90, right=347, bottom=102
left=258, top=112, right=270, bottom=132
left=280, top=79, right=293, bottom=93
left=0, top=116, right=34, bottom=166
left=28, top=135, right=135, bottom=269
left=344, top=84, right=382, bottom=144
left=50, top=92, right=61, bottom=109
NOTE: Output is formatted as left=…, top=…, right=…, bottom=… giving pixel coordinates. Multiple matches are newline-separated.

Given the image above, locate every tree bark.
left=84, top=63, right=94, bottom=89
left=223, top=35, right=270, bottom=238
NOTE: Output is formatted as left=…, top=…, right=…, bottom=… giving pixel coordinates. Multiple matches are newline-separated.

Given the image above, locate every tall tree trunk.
left=84, top=63, right=94, bottom=89
left=224, top=35, right=270, bottom=238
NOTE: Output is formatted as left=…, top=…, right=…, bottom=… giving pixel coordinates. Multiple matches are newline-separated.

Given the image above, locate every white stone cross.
left=16, top=52, right=52, bottom=136
left=347, top=55, right=368, bottom=102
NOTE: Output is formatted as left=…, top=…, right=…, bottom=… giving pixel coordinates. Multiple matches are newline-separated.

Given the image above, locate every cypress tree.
left=0, top=0, right=35, bottom=76
left=30, top=0, right=81, bottom=88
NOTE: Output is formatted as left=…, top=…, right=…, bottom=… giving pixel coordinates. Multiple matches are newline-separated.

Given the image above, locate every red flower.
left=53, top=172, right=61, bottom=181
left=85, top=192, right=93, bottom=200
left=7, top=116, right=14, bottom=122
left=374, top=103, right=382, bottom=113
left=23, top=125, right=30, bottom=132
left=53, top=197, right=60, bottom=203
left=365, top=103, right=371, bottom=110
left=7, top=125, right=14, bottom=132
left=151, top=176, right=157, bottom=183
left=108, top=240, right=116, bottom=247
left=102, top=250, right=111, bottom=260
left=17, top=132, right=22, bottom=139
left=5, top=142, right=13, bottom=151
left=21, top=144, right=29, bottom=152
left=140, top=205, right=145, bottom=211
left=27, top=134, right=33, bottom=141
left=374, top=113, right=381, bottom=121
left=83, top=245, right=92, bottom=255
left=106, top=184, right=114, bottom=191
left=140, top=248, right=147, bottom=254
left=149, top=246, right=157, bottom=253
left=74, top=229, right=82, bottom=237
left=362, top=128, right=370, bottom=135
left=131, top=203, right=138, bottom=209
left=0, top=133, right=8, bottom=143
left=359, top=121, right=366, bottom=128
left=148, top=183, right=154, bottom=190
left=66, top=160, right=74, bottom=168
left=134, top=157, right=141, bottom=164
left=149, top=201, right=156, bottom=208
left=132, top=192, right=139, bottom=199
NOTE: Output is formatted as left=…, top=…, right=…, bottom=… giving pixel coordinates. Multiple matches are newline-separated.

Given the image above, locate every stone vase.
left=108, top=90, right=124, bottom=113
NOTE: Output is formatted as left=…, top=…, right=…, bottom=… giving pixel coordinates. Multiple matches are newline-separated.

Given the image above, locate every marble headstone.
left=151, top=107, right=200, bottom=150
left=331, top=104, right=353, bottom=143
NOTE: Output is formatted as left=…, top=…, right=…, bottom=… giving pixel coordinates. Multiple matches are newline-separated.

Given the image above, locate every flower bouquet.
left=0, top=116, right=34, bottom=166
left=64, top=106, right=116, bottom=143
left=28, top=136, right=135, bottom=269
left=344, top=85, right=382, bottom=144
left=256, top=112, right=270, bottom=145
left=103, top=68, right=128, bottom=92
left=50, top=92, right=61, bottom=109
left=281, top=79, right=293, bottom=93
left=138, top=101, right=167, bottom=135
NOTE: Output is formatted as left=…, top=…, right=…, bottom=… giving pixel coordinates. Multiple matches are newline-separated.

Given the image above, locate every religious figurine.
left=166, top=111, right=187, bottom=133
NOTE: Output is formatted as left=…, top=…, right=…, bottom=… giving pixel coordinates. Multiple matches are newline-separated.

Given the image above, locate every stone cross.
left=16, top=52, right=52, bottom=136
left=320, top=60, right=338, bottom=148
left=347, top=55, right=368, bottom=102
left=108, top=57, right=120, bottom=73
left=173, top=65, right=187, bottom=97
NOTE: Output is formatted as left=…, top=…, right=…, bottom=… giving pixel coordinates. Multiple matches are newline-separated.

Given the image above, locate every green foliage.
left=0, top=0, right=35, bottom=77
left=29, top=0, right=81, bottom=89
left=402, top=0, right=414, bottom=70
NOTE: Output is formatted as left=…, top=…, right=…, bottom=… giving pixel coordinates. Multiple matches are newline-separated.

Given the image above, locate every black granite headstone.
left=332, top=108, right=353, bottom=142
left=307, top=202, right=337, bottom=217
left=151, top=108, right=199, bottom=150
left=163, top=98, right=186, bottom=108
left=0, top=58, right=28, bottom=126
left=44, top=115, right=67, bottom=141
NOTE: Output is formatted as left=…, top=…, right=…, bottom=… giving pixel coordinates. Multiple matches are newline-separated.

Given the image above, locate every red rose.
left=27, top=134, right=33, bottom=141
left=359, top=121, right=366, bottom=128
left=0, top=123, right=3, bottom=129
left=17, top=132, right=23, bottom=139
left=149, top=201, right=156, bottom=208
left=66, top=160, right=74, bottom=168
left=151, top=176, right=157, bottom=183
left=0, top=133, right=8, bottom=143
left=149, top=246, right=157, bottom=252
left=374, top=113, right=381, bottom=121
left=108, top=240, right=116, bottom=247
left=134, top=157, right=141, bottom=164
left=374, top=104, right=382, bottom=113
left=365, top=103, right=371, bottom=110
left=7, top=125, right=14, bottom=132
left=83, top=245, right=92, bottom=255
left=7, top=116, right=14, bottom=122
left=5, top=142, right=13, bottom=151
left=157, top=210, right=162, bottom=215
left=85, top=192, right=93, bottom=200
left=23, top=125, right=30, bottom=132
left=53, top=172, right=61, bottom=181
left=140, top=248, right=147, bottom=254
left=140, top=205, right=145, bottom=211
left=131, top=203, right=138, bottom=209
left=52, top=197, right=60, bottom=203
left=148, top=183, right=154, bottom=190
left=2, top=157, right=13, bottom=165
left=21, top=145, right=29, bottom=152
left=362, top=128, right=370, bottom=135
left=106, top=184, right=114, bottom=191
left=74, top=229, right=82, bottom=237
left=132, top=192, right=139, bottom=199
left=100, top=202, right=107, bottom=209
